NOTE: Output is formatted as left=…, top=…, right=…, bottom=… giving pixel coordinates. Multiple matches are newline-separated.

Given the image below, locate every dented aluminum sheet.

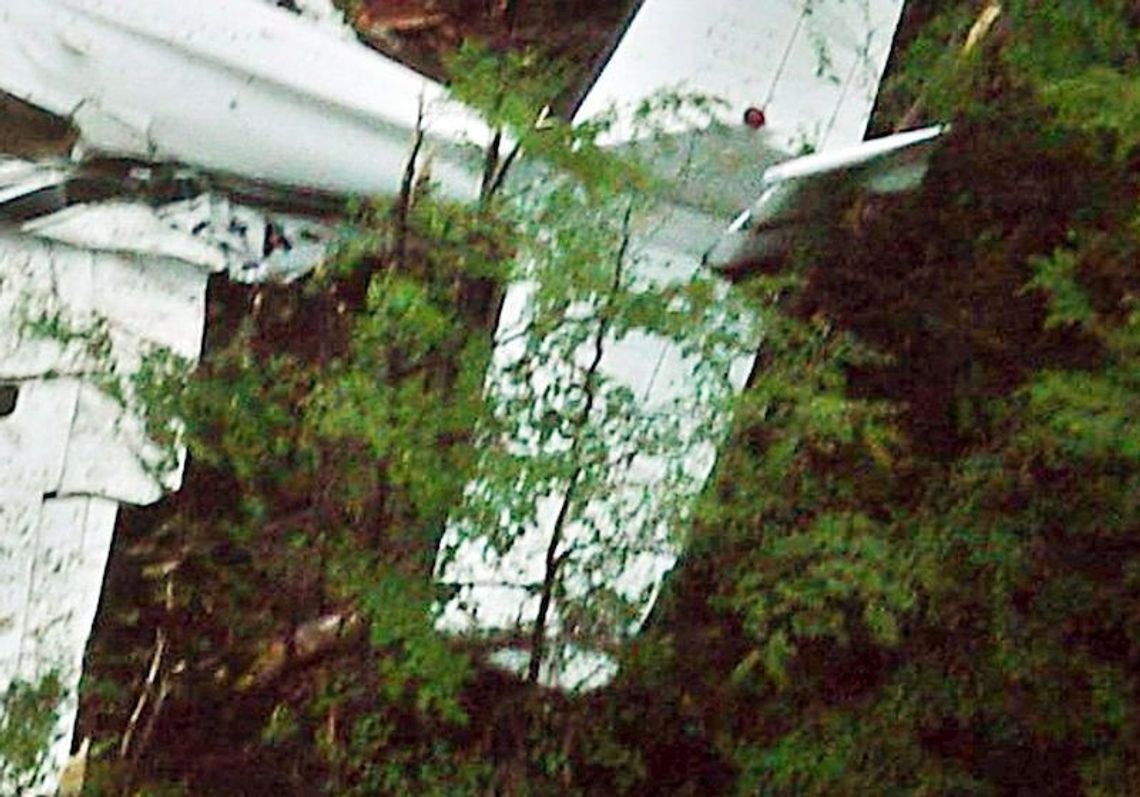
left=25, top=193, right=335, bottom=283
left=0, top=0, right=489, bottom=198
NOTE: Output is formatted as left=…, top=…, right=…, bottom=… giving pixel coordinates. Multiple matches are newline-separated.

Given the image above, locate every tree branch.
left=526, top=199, right=636, bottom=682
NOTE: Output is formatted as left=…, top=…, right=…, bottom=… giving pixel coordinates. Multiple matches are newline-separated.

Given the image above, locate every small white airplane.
left=0, top=0, right=944, bottom=788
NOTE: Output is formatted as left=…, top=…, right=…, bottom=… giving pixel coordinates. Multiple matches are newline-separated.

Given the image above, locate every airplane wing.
left=0, top=0, right=490, bottom=198
left=435, top=0, right=911, bottom=690
left=577, top=0, right=909, bottom=217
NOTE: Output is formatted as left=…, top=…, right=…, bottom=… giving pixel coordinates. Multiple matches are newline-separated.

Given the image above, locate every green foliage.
left=1003, top=0, right=1139, bottom=89
left=1026, top=241, right=1095, bottom=329
left=78, top=4, right=1140, bottom=795
left=329, top=556, right=470, bottom=722
left=651, top=4, right=1140, bottom=795
left=18, top=304, right=114, bottom=364
left=0, top=672, right=62, bottom=795
left=445, top=41, right=650, bottom=199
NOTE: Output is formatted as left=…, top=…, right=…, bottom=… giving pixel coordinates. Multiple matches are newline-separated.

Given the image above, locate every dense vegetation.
left=63, top=1, right=1140, bottom=794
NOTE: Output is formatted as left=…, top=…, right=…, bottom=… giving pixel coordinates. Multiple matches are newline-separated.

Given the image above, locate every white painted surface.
left=1, top=496, right=119, bottom=794
left=0, top=230, right=210, bottom=379
left=0, top=0, right=489, bottom=198
left=578, top=0, right=905, bottom=152
left=154, top=195, right=334, bottom=283
left=0, top=497, right=49, bottom=681
left=24, top=195, right=334, bottom=284
left=436, top=203, right=758, bottom=687
left=56, top=383, right=184, bottom=505
left=0, top=159, right=70, bottom=205
left=0, top=193, right=216, bottom=793
left=0, top=379, right=78, bottom=495
left=23, top=202, right=230, bottom=272
left=761, top=123, right=945, bottom=183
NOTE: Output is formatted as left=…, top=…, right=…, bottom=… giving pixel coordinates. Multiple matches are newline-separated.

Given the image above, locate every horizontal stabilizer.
left=704, top=125, right=947, bottom=274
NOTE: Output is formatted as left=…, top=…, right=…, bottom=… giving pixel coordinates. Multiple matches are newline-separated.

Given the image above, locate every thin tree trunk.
left=526, top=200, right=635, bottom=682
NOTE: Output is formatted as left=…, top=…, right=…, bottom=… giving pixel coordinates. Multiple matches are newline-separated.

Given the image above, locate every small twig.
left=963, top=2, right=1002, bottom=56
left=487, top=139, right=523, bottom=201
left=234, top=610, right=364, bottom=693
left=120, top=628, right=166, bottom=760
left=480, top=129, right=504, bottom=205
left=500, top=0, right=520, bottom=35
left=392, top=96, right=426, bottom=272
left=132, top=677, right=171, bottom=767
left=486, top=105, right=550, bottom=203
left=121, top=576, right=177, bottom=767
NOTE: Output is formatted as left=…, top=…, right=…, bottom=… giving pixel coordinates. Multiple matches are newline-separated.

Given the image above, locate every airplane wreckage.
left=0, top=0, right=949, bottom=789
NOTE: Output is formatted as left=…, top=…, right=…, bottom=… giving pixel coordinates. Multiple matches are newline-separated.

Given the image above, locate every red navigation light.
left=743, top=106, right=766, bottom=129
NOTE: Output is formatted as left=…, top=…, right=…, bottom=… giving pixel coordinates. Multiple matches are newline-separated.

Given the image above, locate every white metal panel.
left=487, top=644, right=618, bottom=692
left=436, top=205, right=760, bottom=686
left=0, top=226, right=207, bottom=790
left=0, top=157, right=70, bottom=205
left=576, top=0, right=805, bottom=138
left=809, top=0, right=910, bottom=149
left=0, top=495, right=44, bottom=682
left=23, top=202, right=230, bottom=272
left=74, top=243, right=210, bottom=361
left=762, top=0, right=906, bottom=152
left=154, top=195, right=334, bottom=283
left=0, top=231, right=211, bottom=378
left=761, top=123, right=944, bottom=183
left=0, top=378, right=79, bottom=495
left=56, top=382, right=184, bottom=505
left=261, top=0, right=354, bottom=40
left=8, top=175, right=335, bottom=284
left=576, top=0, right=905, bottom=154
left=14, top=496, right=119, bottom=786
left=0, top=0, right=489, bottom=199
left=0, top=234, right=86, bottom=380
left=17, top=497, right=115, bottom=678
left=703, top=125, right=946, bottom=271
